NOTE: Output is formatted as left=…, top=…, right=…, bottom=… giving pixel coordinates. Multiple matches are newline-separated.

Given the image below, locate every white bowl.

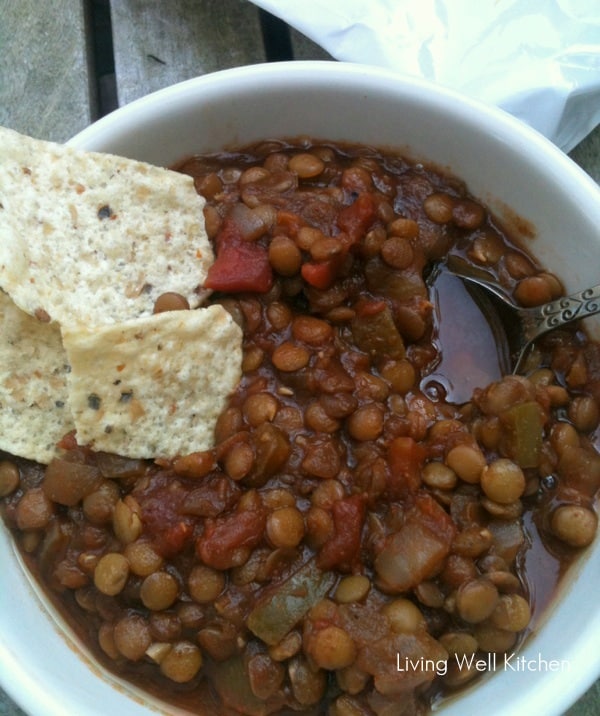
left=1, top=61, right=599, bottom=716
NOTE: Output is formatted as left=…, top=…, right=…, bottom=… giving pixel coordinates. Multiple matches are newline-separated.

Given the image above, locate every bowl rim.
left=67, top=60, right=600, bottom=191
left=1, top=60, right=599, bottom=716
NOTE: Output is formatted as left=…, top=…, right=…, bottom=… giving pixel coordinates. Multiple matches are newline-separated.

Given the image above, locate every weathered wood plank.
left=290, top=28, right=334, bottom=61
left=0, top=0, right=93, bottom=141
left=570, top=124, right=600, bottom=185
left=110, top=0, right=266, bottom=106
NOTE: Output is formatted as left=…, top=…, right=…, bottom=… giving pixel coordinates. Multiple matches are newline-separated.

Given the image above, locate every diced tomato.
left=386, top=436, right=427, bottom=498
left=205, top=243, right=273, bottom=293
left=354, top=297, right=387, bottom=317
left=205, top=217, right=273, bottom=293
left=317, top=494, right=367, bottom=572
left=212, top=214, right=243, bottom=250
left=136, top=480, right=196, bottom=557
left=163, top=521, right=194, bottom=555
left=412, top=492, right=456, bottom=544
left=196, top=509, right=266, bottom=570
left=275, top=210, right=304, bottom=237
left=56, top=430, right=79, bottom=451
left=337, top=193, right=376, bottom=245
left=301, top=260, right=337, bottom=290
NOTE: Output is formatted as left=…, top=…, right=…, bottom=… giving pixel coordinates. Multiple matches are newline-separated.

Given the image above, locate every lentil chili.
left=1, top=139, right=599, bottom=715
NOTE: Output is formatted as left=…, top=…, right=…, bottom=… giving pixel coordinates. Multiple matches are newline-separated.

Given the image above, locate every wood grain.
left=0, top=0, right=93, bottom=141
left=110, top=0, right=266, bottom=106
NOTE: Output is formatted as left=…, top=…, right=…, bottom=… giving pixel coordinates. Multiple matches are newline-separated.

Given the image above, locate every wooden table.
left=0, top=1, right=598, bottom=715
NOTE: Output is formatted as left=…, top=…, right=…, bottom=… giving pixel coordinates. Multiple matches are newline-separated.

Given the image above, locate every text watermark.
left=397, top=652, right=571, bottom=677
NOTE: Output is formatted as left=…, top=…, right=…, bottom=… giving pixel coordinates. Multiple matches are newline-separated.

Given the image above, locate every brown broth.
left=421, top=267, right=508, bottom=404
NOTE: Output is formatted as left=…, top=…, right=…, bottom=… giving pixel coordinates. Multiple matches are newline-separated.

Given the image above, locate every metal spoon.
left=422, top=255, right=600, bottom=404
left=446, top=255, right=600, bottom=370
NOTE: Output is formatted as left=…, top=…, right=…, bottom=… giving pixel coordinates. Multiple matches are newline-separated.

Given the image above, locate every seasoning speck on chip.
left=61, top=305, right=242, bottom=459
left=0, top=126, right=213, bottom=327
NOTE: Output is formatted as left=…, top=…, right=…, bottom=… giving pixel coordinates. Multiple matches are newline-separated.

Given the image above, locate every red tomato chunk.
left=205, top=217, right=273, bottom=293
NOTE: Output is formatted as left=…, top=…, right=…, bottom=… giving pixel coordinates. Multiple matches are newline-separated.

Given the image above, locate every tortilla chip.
left=0, top=126, right=213, bottom=327
left=61, top=306, right=242, bottom=459
left=0, top=290, right=74, bottom=463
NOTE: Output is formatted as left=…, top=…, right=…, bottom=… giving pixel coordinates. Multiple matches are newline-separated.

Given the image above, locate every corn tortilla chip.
left=61, top=306, right=242, bottom=459
left=0, top=126, right=213, bottom=326
left=0, top=290, right=74, bottom=463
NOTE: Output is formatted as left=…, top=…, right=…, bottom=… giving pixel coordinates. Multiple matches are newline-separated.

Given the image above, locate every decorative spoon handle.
left=520, top=284, right=600, bottom=343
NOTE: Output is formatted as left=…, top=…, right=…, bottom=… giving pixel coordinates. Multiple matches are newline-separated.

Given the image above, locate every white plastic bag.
left=251, top=0, right=600, bottom=151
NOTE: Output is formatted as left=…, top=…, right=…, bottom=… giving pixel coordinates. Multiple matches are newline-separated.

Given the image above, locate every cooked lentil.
left=1, top=139, right=599, bottom=715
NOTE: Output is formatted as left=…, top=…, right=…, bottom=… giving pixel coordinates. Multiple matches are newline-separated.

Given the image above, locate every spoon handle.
left=521, top=284, right=600, bottom=342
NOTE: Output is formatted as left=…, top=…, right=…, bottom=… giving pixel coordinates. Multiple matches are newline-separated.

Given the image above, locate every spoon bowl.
left=423, top=255, right=600, bottom=403
left=448, top=255, right=600, bottom=368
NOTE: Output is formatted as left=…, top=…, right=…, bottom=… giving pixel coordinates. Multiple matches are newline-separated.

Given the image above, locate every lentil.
left=140, top=571, right=179, bottom=610
left=271, top=342, right=310, bottom=371
left=0, top=460, right=19, bottom=497
left=455, top=578, right=499, bottom=623
left=307, top=625, right=357, bottom=670
left=82, top=481, right=120, bottom=525
left=159, top=641, right=203, bottom=683
left=490, top=593, right=531, bottom=632
left=153, top=292, right=190, bottom=313
left=124, top=541, right=163, bottom=576
left=266, top=506, right=305, bottom=548
left=288, top=152, right=325, bottom=178
left=334, top=575, right=370, bottom=604
left=423, top=192, right=454, bottom=223
left=446, top=444, right=486, bottom=484
left=113, top=496, right=142, bottom=544
left=551, top=505, right=598, bottom=547
left=242, top=392, right=279, bottom=426
left=382, top=599, right=426, bottom=633
left=380, top=236, right=414, bottom=269
left=269, top=236, right=302, bottom=276
left=568, top=395, right=600, bottom=432
left=224, top=440, right=255, bottom=481
left=347, top=404, right=384, bottom=442
left=480, top=459, right=526, bottom=504
left=113, top=614, right=152, bottom=661
left=94, top=553, right=130, bottom=596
